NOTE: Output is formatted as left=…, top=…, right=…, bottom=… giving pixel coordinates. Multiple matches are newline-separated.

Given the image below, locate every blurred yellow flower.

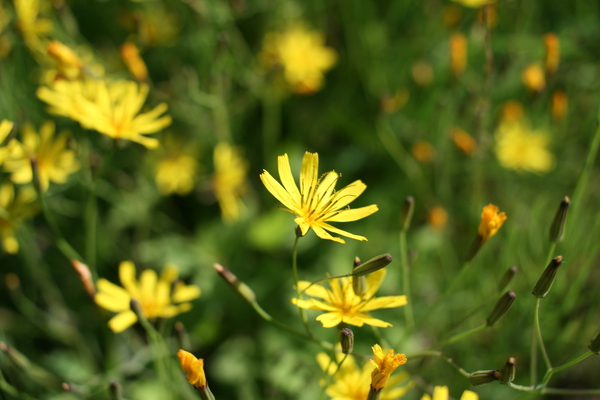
left=412, top=140, right=435, bottom=163
left=450, top=33, right=467, bottom=76
left=551, top=90, right=568, bottom=121
left=261, top=25, right=337, bottom=94
left=3, top=121, right=80, bottom=192
left=317, top=351, right=412, bottom=400
left=381, top=89, right=409, bottom=114
left=544, top=33, right=560, bottom=75
left=95, top=261, right=201, bottom=333
left=451, top=0, right=494, bottom=8
left=522, top=64, right=545, bottom=92
left=47, top=40, right=83, bottom=80
left=14, top=0, right=53, bottom=54
left=495, top=120, right=555, bottom=173
left=450, top=127, right=477, bottom=155
left=500, top=101, right=524, bottom=123
left=0, top=183, right=37, bottom=254
left=260, top=152, right=378, bottom=243
left=120, top=42, right=149, bottom=82
left=177, top=349, right=207, bottom=389
left=478, top=204, right=506, bottom=242
left=213, top=142, right=248, bottom=223
left=427, top=206, right=448, bottom=230
left=412, top=60, right=434, bottom=86
left=154, top=137, right=199, bottom=196
left=37, top=78, right=171, bottom=148
left=292, top=269, right=406, bottom=328
left=421, top=386, right=478, bottom=400
left=370, top=344, right=408, bottom=391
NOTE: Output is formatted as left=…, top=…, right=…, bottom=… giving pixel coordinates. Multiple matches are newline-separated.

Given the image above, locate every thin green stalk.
left=541, top=350, right=592, bottom=385
left=405, top=350, right=470, bottom=378
left=292, top=235, right=312, bottom=337
left=137, top=312, right=173, bottom=400
left=541, top=387, right=600, bottom=395
left=399, top=230, right=414, bottom=331
left=530, top=320, right=538, bottom=386
left=434, top=323, right=487, bottom=349
left=534, top=299, right=552, bottom=371
left=0, top=369, right=37, bottom=400
left=545, top=243, right=556, bottom=267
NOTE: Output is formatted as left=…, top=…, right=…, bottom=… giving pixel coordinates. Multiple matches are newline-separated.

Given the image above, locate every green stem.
left=542, top=387, right=600, bottom=395
left=292, top=235, right=312, bottom=337
left=530, top=318, right=538, bottom=387
left=534, top=298, right=552, bottom=371
left=541, top=350, right=592, bottom=386
left=404, top=350, right=470, bottom=378
left=0, top=369, right=37, bottom=400
left=399, top=229, right=414, bottom=331
left=545, top=243, right=556, bottom=268
left=434, top=323, right=487, bottom=349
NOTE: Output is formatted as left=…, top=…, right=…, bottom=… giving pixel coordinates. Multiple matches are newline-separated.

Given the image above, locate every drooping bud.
left=400, top=196, right=415, bottom=232
left=178, top=350, right=216, bottom=400
left=486, top=291, right=516, bottom=326
left=71, top=260, right=96, bottom=299
left=498, top=266, right=518, bottom=292
left=352, top=257, right=367, bottom=297
left=340, top=328, right=354, bottom=355
left=532, top=256, right=563, bottom=298
left=351, top=254, right=393, bottom=277
left=214, top=263, right=256, bottom=304
left=588, top=331, right=600, bottom=354
left=468, top=370, right=501, bottom=386
left=549, top=197, right=570, bottom=243
left=500, top=357, right=516, bottom=384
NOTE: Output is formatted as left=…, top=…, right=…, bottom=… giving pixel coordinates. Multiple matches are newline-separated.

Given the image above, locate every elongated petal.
left=172, top=283, right=201, bottom=303
left=361, top=295, right=407, bottom=311
left=299, top=152, right=319, bottom=198
left=364, top=269, right=386, bottom=299
left=95, top=279, right=131, bottom=311
left=140, top=269, right=158, bottom=302
left=298, top=281, right=332, bottom=300
left=316, top=312, right=344, bottom=328
left=328, top=180, right=367, bottom=210
left=316, top=222, right=368, bottom=242
left=260, top=170, right=298, bottom=211
left=311, top=224, right=347, bottom=243
left=326, top=204, right=379, bottom=222
left=108, top=310, right=138, bottom=333
left=352, top=314, right=392, bottom=327
left=119, top=261, right=141, bottom=299
left=276, top=154, right=301, bottom=202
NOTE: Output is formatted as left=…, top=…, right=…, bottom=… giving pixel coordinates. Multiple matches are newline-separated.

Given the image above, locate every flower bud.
left=214, top=263, right=256, bottom=304
left=468, top=370, right=501, bottom=386
left=589, top=331, right=600, bottom=354
left=498, top=266, right=517, bottom=292
left=486, top=291, right=516, bottom=326
left=400, top=196, right=415, bottom=232
left=532, top=256, right=563, bottom=298
left=351, top=254, right=393, bottom=277
left=549, top=197, right=569, bottom=243
left=109, top=380, right=123, bottom=400
left=500, top=357, right=516, bottom=384
left=340, top=328, right=354, bottom=354
left=544, top=33, right=560, bottom=75
left=352, top=257, right=367, bottom=297
left=71, top=260, right=96, bottom=299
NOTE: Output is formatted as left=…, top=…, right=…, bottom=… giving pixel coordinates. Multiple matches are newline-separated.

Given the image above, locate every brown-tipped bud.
left=549, top=197, right=570, bottom=243
left=175, top=322, right=191, bottom=350
left=353, top=257, right=362, bottom=268
left=340, top=328, right=354, bottom=354
left=71, top=260, right=96, bottom=299
left=400, top=196, right=415, bottom=232
left=532, top=256, right=563, bottom=298
left=498, top=266, right=518, bottom=292
left=214, top=263, right=256, bottom=304
left=500, top=357, right=516, bottom=384
left=468, top=370, right=501, bottom=386
left=486, top=291, right=516, bottom=326
left=351, top=254, right=393, bottom=277
left=589, top=331, right=600, bottom=354
left=109, top=380, right=123, bottom=400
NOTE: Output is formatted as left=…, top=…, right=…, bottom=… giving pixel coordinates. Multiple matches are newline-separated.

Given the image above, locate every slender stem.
left=434, top=323, right=487, bottom=349
left=405, top=350, right=470, bottom=378
left=0, top=368, right=37, bottom=400
left=541, top=350, right=592, bottom=385
left=542, top=387, right=600, bottom=395
left=545, top=243, right=556, bottom=267
left=292, top=235, right=312, bottom=337
left=507, top=382, right=536, bottom=392
left=530, top=318, right=538, bottom=386
left=534, top=298, right=552, bottom=371
left=136, top=312, right=173, bottom=400
left=399, top=230, right=414, bottom=331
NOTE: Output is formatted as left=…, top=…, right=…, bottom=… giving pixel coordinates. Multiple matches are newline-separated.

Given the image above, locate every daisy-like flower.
left=213, top=142, right=248, bottom=223
left=154, top=135, right=199, bottom=196
left=3, top=121, right=80, bottom=192
left=95, top=261, right=201, bottom=333
left=0, top=183, right=37, bottom=254
left=36, top=78, right=171, bottom=148
left=317, top=351, right=413, bottom=400
left=478, top=204, right=507, bottom=242
left=421, top=386, right=478, bottom=400
left=291, top=269, right=406, bottom=328
left=370, top=344, right=408, bottom=392
left=495, top=120, right=555, bottom=174
left=260, top=152, right=378, bottom=243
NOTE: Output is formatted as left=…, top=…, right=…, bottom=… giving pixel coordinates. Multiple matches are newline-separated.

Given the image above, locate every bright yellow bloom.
left=292, top=269, right=406, bottom=328
left=177, top=349, right=207, bottom=389
left=495, top=120, right=554, bottom=174
left=0, top=183, right=37, bottom=254
left=120, top=42, right=149, bottom=82
left=213, top=142, right=248, bottom=223
left=450, top=33, right=467, bottom=76
left=154, top=136, right=199, bottom=196
left=450, top=127, right=477, bottom=156
left=3, top=121, right=80, bottom=191
left=421, top=386, right=478, bottom=400
left=260, top=152, right=378, bottom=243
left=522, top=64, right=545, bottom=92
left=317, top=351, right=413, bottom=400
left=478, top=204, right=507, bottom=242
left=37, top=78, right=171, bottom=148
left=451, top=0, right=494, bottom=8
left=261, top=25, right=337, bottom=94
left=370, top=344, right=408, bottom=391
left=14, top=0, right=53, bottom=54
left=544, top=33, right=560, bottom=75
left=95, top=261, right=201, bottom=333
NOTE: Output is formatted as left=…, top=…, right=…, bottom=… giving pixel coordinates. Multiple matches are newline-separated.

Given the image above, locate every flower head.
left=450, top=128, right=477, bottom=156
left=478, top=204, right=507, bottom=242
left=178, top=350, right=207, bottom=389
left=37, top=78, right=171, bottom=148
left=291, top=269, right=406, bottom=328
left=522, top=64, right=545, bottom=92
left=154, top=135, right=199, bottom=196
left=421, top=386, right=478, bottom=400
left=494, top=120, right=554, bottom=174
left=0, top=183, right=37, bottom=254
left=213, top=142, right=248, bottom=223
left=260, top=152, right=378, bottom=243
left=450, top=33, right=467, bottom=76
left=370, top=344, right=408, bottom=391
left=95, top=261, right=201, bottom=333
left=14, top=0, right=53, bottom=54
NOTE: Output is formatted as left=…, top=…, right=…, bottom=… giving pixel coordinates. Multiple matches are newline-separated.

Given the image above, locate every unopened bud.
left=468, top=370, right=501, bottom=386
left=549, top=197, right=570, bottom=243
left=109, top=380, right=123, bottom=400
left=214, top=263, right=256, bottom=304
left=498, top=266, right=517, bottom=292
left=486, top=291, right=516, bottom=326
left=340, top=328, right=354, bottom=354
left=400, top=196, right=415, bottom=232
left=500, top=357, right=516, bottom=384
left=71, top=260, right=96, bottom=299
left=532, top=256, right=563, bottom=298
left=352, top=257, right=367, bottom=297
left=589, top=331, right=600, bottom=354
left=351, top=253, right=392, bottom=277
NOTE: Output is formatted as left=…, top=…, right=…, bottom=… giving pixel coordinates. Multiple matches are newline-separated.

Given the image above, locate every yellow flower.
left=95, top=261, right=201, bottom=333
left=120, top=42, right=149, bottom=82
left=177, top=349, right=207, bottom=389
left=260, top=152, right=378, bottom=243
left=450, top=127, right=477, bottom=156
left=47, top=40, right=83, bottom=80
left=37, top=78, right=171, bottom=148
left=412, top=140, right=435, bottom=163
left=261, top=25, right=337, bottom=94
left=292, top=269, right=406, bottom=328
left=478, top=204, right=507, bottom=242
left=3, top=121, right=80, bottom=191
left=370, top=344, right=408, bottom=391
left=500, top=101, right=524, bottom=123
left=450, top=33, right=467, bottom=77
left=421, top=386, right=478, bottom=400
left=544, top=33, right=560, bottom=75
left=14, top=0, right=53, bottom=54
left=0, top=183, right=37, bottom=254
left=522, top=64, right=545, bottom=92
left=495, top=120, right=554, bottom=174
left=317, top=351, right=413, bottom=400
left=551, top=90, right=568, bottom=121
left=451, top=0, right=494, bottom=8
left=154, top=136, right=199, bottom=196
left=427, top=206, right=448, bottom=231
left=213, top=142, right=248, bottom=223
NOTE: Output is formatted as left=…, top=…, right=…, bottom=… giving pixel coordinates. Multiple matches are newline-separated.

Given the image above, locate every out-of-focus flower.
left=120, top=42, right=149, bottom=82
left=495, top=120, right=554, bottom=173
left=428, top=206, right=448, bottom=230
left=551, top=90, right=568, bottom=121
left=412, top=140, right=435, bottom=163
left=261, top=25, right=337, bottom=94
left=14, top=0, right=53, bottom=55
left=3, top=121, right=80, bottom=191
left=37, top=78, right=171, bottom=148
left=381, top=90, right=409, bottom=114
left=123, top=5, right=180, bottom=47
left=544, top=33, right=560, bottom=75
left=95, top=261, right=201, bottom=333
left=451, top=0, right=494, bottom=8
left=154, top=136, right=199, bottom=196
left=370, top=344, right=408, bottom=392
left=500, top=101, right=524, bottom=123
left=443, top=5, right=461, bottom=29
left=260, top=152, right=378, bottom=243
left=0, top=183, right=37, bottom=254
left=450, top=127, right=477, bottom=155
left=450, top=33, right=467, bottom=76
left=412, top=60, right=434, bottom=87
left=421, top=386, right=478, bottom=400
left=213, top=142, right=248, bottom=223
left=317, top=351, right=413, bottom=400
left=478, top=204, right=506, bottom=242
left=47, top=40, right=83, bottom=80
left=292, top=269, right=406, bottom=328
left=522, top=64, right=545, bottom=92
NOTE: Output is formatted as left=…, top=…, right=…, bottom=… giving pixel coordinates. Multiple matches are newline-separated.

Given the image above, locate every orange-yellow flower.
left=544, top=33, right=560, bottom=75
left=177, top=350, right=207, bottom=389
left=478, top=204, right=507, bottom=242
left=522, top=64, right=545, bottom=92
left=450, top=33, right=467, bottom=76
left=370, top=344, right=407, bottom=391
left=450, top=128, right=477, bottom=156
left=120, top=42, right=149, bottom=82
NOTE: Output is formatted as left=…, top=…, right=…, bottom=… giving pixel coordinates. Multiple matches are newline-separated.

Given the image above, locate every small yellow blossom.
left=522, top=64, right=545, bottom=92
left=260, top=152, right=378, bottom=243
left=292, top=269, right=406, bottom=328
left=478, top=204, right=507, bottom=242
left=261, top=25, right=337, bottom=94
left=370, top=344, right=408, bottom=391
left=3, top=121, right=80, bottom=191
left=0, top=183, right=37, bottom=254
left=421, top=386, right=478, bottom=400
left=14, top=0, right=53, bottom=55
left=544, top=33, right=560, bottom=75
left=451, top=0, right=494, bottom=8
left=450, top=127, right=477, bottom=155
left=120, top=42, right=149, bottom=82
left=154, top=136, right=199, bottom=196
left=551, top=90, right=568, bottom=121
left=450, top=33, right=467, bottom=77
left=500, top=101, right=524, bottom=123
left=95, top=261, right=201, bottom=333
left=428, top=206, right=448, bottom=231
left=178, top=349, right=207, bottom=389
left=495, top=120, right=555, bottom=173
left=47, top=40, right=83, bottom=80
left=213, top=142, right=248, bottom=223
left=37, top=78, right=171, bottom=148
left=412, top=140, right=435, bottom=163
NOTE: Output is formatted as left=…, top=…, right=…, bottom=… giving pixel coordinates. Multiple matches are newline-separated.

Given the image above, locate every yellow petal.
left=95, top=279, right=131, bottom=312
left=172, top=283, right=201, bottom=303
left=326, top=204, right=379, bottom=222
left=299, top=152, right=319, bottom=197
left=361, top=295, right=407, bottom=311
left=108, top=310, right=138, bottom=333
left=316, top=312, right=344, bottom=327
left=276, top=153, right=301, bottom=202
left=119, top=261, right=141, bottom=299
left=460, top=391, right=478, bottom=400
